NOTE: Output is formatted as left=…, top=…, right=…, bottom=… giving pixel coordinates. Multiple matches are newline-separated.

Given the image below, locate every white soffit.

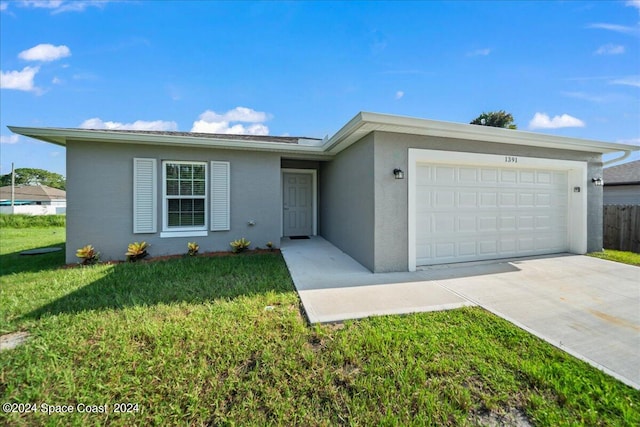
left=8, top=112, right=639, bottom=157
left=325, top=112, right=640, bottom=156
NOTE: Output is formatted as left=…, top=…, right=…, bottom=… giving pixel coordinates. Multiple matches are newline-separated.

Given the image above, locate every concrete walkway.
left=280, top=237, right=474, bottom=324
left=280, top=236, right=640, bottom=389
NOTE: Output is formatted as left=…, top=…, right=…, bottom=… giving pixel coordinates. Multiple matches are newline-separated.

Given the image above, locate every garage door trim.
left=408, top=149, right=587, bottom=271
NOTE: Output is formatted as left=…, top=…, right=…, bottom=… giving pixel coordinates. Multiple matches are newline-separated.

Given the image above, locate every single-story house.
left=603, top=160, right=640, bottom=205
left=0, top=184, right=66, bottom=215
left=9, top=112, right=639, bottom=271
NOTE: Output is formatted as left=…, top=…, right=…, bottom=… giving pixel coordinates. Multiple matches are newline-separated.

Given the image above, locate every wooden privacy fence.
left=603, top=205, right=640, bottom=253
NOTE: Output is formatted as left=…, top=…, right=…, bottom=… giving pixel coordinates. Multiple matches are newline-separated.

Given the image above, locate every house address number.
left=504, top=156, right=518, bottom=163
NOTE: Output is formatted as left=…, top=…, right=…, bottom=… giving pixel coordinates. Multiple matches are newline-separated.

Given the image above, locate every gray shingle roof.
left=603, top=160, right=640, bottom=185
left=0, top=185, right=66, bottom=201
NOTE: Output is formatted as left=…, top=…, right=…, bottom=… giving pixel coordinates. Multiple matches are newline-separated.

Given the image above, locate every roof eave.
left=325, top=112, right=640, bottom=155
left=7, top=126, right=333, bottom=158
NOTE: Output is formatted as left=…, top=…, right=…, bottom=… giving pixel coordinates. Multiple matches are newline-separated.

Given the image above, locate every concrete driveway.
left=281, top=237, right=640, bottom=389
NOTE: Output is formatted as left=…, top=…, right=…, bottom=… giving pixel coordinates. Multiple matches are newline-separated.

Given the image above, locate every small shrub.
left=266, top=241, right=274, bottom=251
left=125, top=241, right=149, bottom=262
left=75, top=244, right=99, bottom=265
left=230, top=238, right=251, bottom=253
left=187, top=242, right=199, bottom=256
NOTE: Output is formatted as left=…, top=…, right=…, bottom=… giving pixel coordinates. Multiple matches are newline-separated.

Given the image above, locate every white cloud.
left=19, top=44, right=71, bottom=62
left=0, top=135, right=19, bottom=144
left=52, top=76, right=62, bottom=84
left=20, top=1, right=109, bottom=14
left=528, top=113, right=585, bottom=130
left=467, top=48, right=491, bottom=57
left=610, top=75, right=640, bottom=88
left=0, top=66, right=40, bottom=91
left=0, top=2, right=8, bottom=11
left=191, top=107, right=271, bottom=135
left=594, top=44, right=625, bottom=55
left=79, top=118, right=178, bottom=131
left=616, top=137, right=640, bottom=145
left=627, top=1, right=640, bottom=11
left=587, top=23, right=640, bottom=36
left=395, top=90, right=404, bottom=100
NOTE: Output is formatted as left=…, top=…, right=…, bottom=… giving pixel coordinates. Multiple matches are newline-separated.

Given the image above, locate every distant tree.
left=0, top=168, right=66, bottom=190
left=470, top=110, right=517, bottom=129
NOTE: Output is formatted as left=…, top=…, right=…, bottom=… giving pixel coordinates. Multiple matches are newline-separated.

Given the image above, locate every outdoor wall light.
left=393, top=168, right=405, bottom=179
left=592, top=177, right=604, bottom=186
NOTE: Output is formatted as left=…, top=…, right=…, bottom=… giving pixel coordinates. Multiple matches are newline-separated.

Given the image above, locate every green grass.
left=0, top=214, right=66, bottom=228
left=588, top=249, right=640, bottom=266
left=1, top=227, right=639, bottom=426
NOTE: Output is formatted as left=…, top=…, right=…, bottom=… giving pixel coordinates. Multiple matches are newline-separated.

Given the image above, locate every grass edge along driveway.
left=1, top=224, right=638, bottom=426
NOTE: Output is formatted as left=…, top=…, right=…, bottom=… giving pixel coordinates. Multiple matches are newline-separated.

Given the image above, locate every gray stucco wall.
left=372, top=131, right=603, bottom=272
left=319, top=134, right=375, bottom=270
left=65, top=140, right=282, bottom=263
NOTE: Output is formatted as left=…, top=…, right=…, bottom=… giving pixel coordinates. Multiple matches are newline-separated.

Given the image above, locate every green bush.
left=0, top=214, right=66, bottom=228
left=230, top=237, right=251, bottom=253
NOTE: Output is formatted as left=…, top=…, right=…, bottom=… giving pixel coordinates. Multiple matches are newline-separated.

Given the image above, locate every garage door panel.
left=500, top=192, right=517, bottom=206
left=459, top=168, right=477, bottom=182
left=480, top=192, right=497, bottom=207
left=501, top=170, right=517, bottom=183
left=416, top=163, right=569, bottom=266
left=520, top=171, right=535, bottom=183
left=458, top=192, right=477, bottom=207
left=458, top=216, right=476, bottom=232
left=480, top=169, right=498, bottom=182
left=436, top=166, right=456, bottom=182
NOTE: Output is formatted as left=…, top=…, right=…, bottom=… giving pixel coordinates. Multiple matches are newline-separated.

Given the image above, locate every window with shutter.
left=162, top=161, right=207, bottom=233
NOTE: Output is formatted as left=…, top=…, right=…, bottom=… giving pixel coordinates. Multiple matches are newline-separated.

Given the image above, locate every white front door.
left=283, top=172, right=313, bottom=236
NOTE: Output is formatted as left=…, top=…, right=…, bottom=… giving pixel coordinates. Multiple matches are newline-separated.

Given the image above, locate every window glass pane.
left=180, top=181, right=193, bottom=196
left=168, top=199, right=180, bottom=212
left=194, top=199, right=205, bottom=211
left=193, top=181, right=205, bottom=195
left=193, top=165, right=205, bottom=180
left=180, top=199, right=193, bottom=212
left=180, top=165, right=193, bottom=179
left=168, top=213, right=180, bottom=226
left=194, top=212, right=205, bottom=226
left=166, top=180, right=179, bottom=195
left=166, top=164, right=179, bottom=179
left=180, top=212, right=193, bottom=226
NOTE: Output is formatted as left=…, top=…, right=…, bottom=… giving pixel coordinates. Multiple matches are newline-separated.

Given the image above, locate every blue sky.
left=1, top=0, right=639, bottom=177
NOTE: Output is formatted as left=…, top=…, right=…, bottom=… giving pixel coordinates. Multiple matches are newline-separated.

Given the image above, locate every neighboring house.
left=603, top=160, right=640, bottom=205
left=9, top=112, right=639, bottom=271
left=0, top=184, right=66, bottom=215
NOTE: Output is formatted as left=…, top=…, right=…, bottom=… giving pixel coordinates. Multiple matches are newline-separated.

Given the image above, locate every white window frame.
left=161, top=160, right=208, bottom=238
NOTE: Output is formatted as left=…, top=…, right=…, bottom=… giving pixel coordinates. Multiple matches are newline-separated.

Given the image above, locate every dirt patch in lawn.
left=0, top=331, right=30, bottom=351
left=471, top=407, right=534, bottom=427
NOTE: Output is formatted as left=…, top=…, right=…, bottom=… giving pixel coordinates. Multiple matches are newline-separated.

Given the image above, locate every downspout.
left=603, top=150, right=632, bottom=167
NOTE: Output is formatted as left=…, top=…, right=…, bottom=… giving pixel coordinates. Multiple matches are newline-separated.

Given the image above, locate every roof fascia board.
left=325, top=112, right=640, bottom=155
left=11, top=113, right=640, bottom=157
left=7, top=126, right=333, bottom=158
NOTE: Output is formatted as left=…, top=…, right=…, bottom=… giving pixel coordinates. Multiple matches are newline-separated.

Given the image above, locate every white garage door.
left=416, top=163, right=569, bottom=266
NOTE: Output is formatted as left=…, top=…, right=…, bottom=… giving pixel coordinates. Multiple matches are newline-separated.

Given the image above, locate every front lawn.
left=588, top=249, right=640, bottom=266
left=1, top=226, right=638, bottom=426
